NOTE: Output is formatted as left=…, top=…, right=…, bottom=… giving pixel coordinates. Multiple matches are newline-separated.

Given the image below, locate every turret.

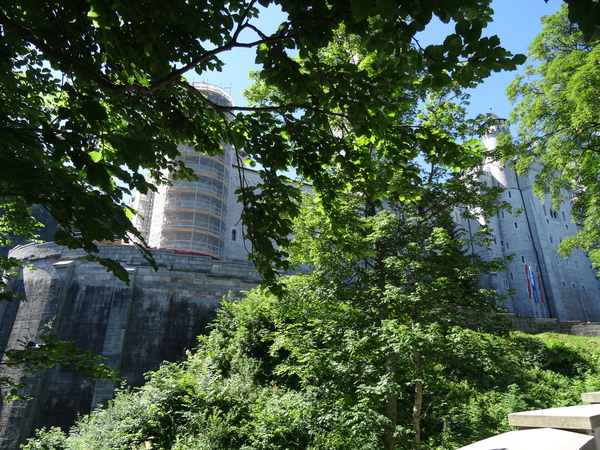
left=481, top=111, right=509, bottom=151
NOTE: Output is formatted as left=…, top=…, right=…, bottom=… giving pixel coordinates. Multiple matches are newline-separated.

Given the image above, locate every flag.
left=528, top=264, right=541, bottom=304
left=525, top=265, right=532, bottom=300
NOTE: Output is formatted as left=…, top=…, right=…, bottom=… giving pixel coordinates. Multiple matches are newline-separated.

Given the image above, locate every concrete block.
left=458, top=428, right=595, bottom=450
left=508, top=404, right=600, bottom=432
left=582, top=393, right=600, bottom=405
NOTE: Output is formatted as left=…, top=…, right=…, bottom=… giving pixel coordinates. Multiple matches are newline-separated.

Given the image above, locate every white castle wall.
left=463, top=115, right=600, bottom=321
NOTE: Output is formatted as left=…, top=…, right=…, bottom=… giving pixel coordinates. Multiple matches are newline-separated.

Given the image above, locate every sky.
left=194, top=0, right=564, bottom=124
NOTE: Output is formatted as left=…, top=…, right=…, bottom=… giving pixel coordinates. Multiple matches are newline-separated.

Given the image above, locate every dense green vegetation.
left=21, top=151, right=598, bottom=450
left=8, top=3, right=600, bottom=449
left=23, top=292, right=600, bottom=450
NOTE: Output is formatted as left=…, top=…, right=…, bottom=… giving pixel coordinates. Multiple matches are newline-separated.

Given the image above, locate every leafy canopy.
left=1, top=0, right=525, bottom=286
left=1, top=0, right=523, bottom=403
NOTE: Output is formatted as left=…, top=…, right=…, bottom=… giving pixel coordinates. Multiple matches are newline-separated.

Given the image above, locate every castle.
left=2, top=85, right=600, bottom=448
left=468, top=114, right=600, bottom=321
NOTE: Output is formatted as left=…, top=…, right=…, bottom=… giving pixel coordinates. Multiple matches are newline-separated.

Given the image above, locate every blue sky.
left=195, top=0, right=563, bottom=122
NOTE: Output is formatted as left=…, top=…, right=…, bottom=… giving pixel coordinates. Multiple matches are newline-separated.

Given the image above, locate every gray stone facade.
left=0, top=242, right=260, bottom=449
left=460, top=115, right=600, bottom=322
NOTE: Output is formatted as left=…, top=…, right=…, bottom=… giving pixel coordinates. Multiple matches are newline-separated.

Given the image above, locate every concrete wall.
left=0, top=242, right=260, bottom=449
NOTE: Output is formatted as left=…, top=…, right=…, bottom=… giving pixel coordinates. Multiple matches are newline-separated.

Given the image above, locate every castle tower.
left=132, top=83, right=235, bottom=259
left=465, top=112, right=600, bottom=321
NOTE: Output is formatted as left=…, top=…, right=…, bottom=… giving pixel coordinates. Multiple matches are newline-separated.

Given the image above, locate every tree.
left=1, top=0, right=525, bottom=286
left=275, top=157, right=509, bottom=449
left=498, top=6, right=600, bottom=270
left=28, top=134, right=600, bottom=449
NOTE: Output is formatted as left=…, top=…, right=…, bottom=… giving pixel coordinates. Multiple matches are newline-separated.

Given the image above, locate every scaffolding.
left=157, top=84, right=235, bottom=258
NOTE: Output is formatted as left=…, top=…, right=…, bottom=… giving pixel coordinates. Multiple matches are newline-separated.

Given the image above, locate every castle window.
left=501, top=211, right=505, bottom=219
left=572, top=283, right=576, bottom=289
left=562, top=211, right=566, bottom=221
left=503, top=280, right=509, bottom=288
left=231, top=229, right=237, bottom=241
left=549, top=234, right=553, bottom=244
left=566, top=224, right=569, bottom=230
left=582, top=285, right=586, bottom=291
left=562, top=281, right=566, bottom=287
left=543, top=205, right=547, bottom=216
left=508, top=191, right=512, bottom=198
left=521, top=256, right=525, bottom=263
left=506, top=242, right=510, bottom=249
left=559, top=236, right=562, bottom=243
left=514, top=222, right=518, bottom=228
left=510, top=272, right=514, bottom=280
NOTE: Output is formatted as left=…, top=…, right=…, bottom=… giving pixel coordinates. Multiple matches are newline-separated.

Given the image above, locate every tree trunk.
left=384, top=355, right=398, bottom=450
left=412, top=346, right=423, bottom=450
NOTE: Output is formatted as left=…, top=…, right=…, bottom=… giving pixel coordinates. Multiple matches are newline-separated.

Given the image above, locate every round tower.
left=481, top=112, right=515, bottom=189
left=157, top=83, right=235, bottom=259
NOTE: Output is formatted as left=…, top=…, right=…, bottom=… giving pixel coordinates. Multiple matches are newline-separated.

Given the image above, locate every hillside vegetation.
left=23, top=288, right=600, bottom=450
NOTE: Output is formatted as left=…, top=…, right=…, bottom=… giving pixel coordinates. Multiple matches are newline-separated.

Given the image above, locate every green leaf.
left=350, top=0, right=372, bottom=22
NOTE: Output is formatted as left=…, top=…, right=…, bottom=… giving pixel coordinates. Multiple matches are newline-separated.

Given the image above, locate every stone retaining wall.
left=0, top=243, right=260, bottom=449
left=503, top=314, right=600, bottom=336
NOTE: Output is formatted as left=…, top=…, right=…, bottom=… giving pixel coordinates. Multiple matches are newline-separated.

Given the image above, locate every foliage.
left=562, top=0, right=600, bottom=42
left=1, top=0, right=525, bottom=397
left=1, top=334, right=120, bottom=402
left=22, top=295, right=600, bottom=450
left=1, top=0, right=525, bottom=286
left=498, top=5, right=600, bottom=270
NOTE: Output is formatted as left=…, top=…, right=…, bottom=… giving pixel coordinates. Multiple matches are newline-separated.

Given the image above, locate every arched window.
left=231, top=229, right=237, bottom=241
left=543, top=205, right=547, bottom=216
left=549, top=234, right=553, bottom=244
left=508, top=191, right=512, bottom=198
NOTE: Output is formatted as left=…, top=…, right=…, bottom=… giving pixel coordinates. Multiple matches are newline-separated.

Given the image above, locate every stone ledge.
left=582, top=392, right=600, bottom=404
left=508, top=404, right=600, bottom=431
left=458, top=428, right=595, bottom=450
